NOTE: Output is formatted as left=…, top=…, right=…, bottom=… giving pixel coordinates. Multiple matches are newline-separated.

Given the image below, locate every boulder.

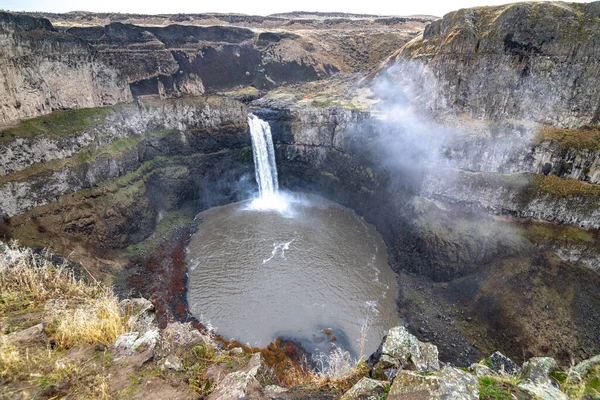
left=341, top=377, right=386, bottom=400
left=572, top=354, right=600, bottom=380
left=208, top=353, right=266, bottom=400
left=371, top=326, right=439, bottom=373
left=519, top=357, right=558, bottom=385
left=488, top=351, right=519, bottom=375
left=518, top=382, right=567, bottom=400
left=5, top=323, right=46, bottom=345
left=119, top=298, right=156, bottom=333
left=113, top=328, right=159, bottom=366
left=113, top=332, right=140, bottom=357
left=388, top=366, right=478, bottom=400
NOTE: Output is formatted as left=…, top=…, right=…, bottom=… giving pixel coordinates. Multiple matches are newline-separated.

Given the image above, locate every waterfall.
left=248, top=114, right=279, bottom=198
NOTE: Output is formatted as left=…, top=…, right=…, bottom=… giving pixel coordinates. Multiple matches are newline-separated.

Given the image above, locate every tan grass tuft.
left=0, top=241, right=128, bottom=349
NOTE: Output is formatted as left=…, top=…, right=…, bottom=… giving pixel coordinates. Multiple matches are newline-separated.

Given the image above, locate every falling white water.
left=247, top=114, right=292, bottom=212
left=248, top=114, right=279, bottom=197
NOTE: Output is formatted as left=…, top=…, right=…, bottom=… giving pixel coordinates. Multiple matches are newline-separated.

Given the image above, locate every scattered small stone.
left=322, top=328, right=332, bottom=335
left=389, top=367, right=478, bottom=399
left=469, top=363, right=494, bottom=378
left=162, top=354, right=184, bottom=372
left=263, top=385, right=288, bottom=396
left=94, top=343, right=107, bottom=352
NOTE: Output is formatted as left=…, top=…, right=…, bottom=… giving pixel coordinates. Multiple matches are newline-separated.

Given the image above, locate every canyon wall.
left=0, top=12, right=131, bottom=125
left=393, top=1, right=600, bottom=129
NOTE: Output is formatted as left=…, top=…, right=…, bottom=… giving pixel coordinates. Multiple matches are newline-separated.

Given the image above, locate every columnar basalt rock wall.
left=0, top=12, right=132, bottom=125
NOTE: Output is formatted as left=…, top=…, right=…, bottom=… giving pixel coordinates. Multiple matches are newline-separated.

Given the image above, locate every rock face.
left=60, top=17, right=424, bottom=99
left=0, top=12, right=131, bottom=125
left=0, top=96, right=249, bottom=217
left=398, top=1, right=600, bottom=129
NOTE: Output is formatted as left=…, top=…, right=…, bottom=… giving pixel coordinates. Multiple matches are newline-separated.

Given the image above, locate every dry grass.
left=551, top=364, right=600, bottom=399
left=0, top=241, right=128, bottom=348
left=537, top=125, right=600, bottom=151
left=0, top=241, right=130, bottom=398
left=532, top=174, right=600, bottom=198
left=49, top=294, right=126, bottom=348
left=0, top=338, right=22, bottom=379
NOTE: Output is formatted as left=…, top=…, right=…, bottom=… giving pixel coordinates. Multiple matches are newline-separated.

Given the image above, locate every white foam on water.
left=263, top=239, right=296, bottom=264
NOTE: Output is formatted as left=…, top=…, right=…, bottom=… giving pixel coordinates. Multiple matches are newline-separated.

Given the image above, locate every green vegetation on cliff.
left=0, top=106, right=115, bottom=143
left=537, top=125, right=600, bottom=151
left=532, top=174, right=600, bottom=198
left=0, top=129, right=177, bottom=185
left=520, top=220, right=597, bottom=247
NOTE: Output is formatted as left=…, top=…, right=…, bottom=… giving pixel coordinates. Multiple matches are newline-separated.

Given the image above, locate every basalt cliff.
left=0, top=2, right=599, bottom=399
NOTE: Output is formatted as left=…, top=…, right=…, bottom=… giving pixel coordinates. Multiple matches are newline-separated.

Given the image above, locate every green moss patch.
left=519, top=221, right=597, bottom=247
left=0, top=106, right=116, bottom=144
left=478, top=375, right=532, bottom=400
left=0, top=130, right=177, bottom=185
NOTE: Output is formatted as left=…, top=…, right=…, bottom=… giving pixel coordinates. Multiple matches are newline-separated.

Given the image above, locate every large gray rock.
left=341, top=377, right=386, bottom=400
left=113, top=328, right=159, bottom=366
left=572, top=354, right=600, bottom=380
left=388, top=366, right=478, bottom=400
left=207, top=353, right=266, bottom=400
left=375, top=326, right=440, bottom=372
left=519, top=357, right=558, bottom=385
left=156, top=322, right=212, bottom=358
left=517, top=382, right=567, bottom=400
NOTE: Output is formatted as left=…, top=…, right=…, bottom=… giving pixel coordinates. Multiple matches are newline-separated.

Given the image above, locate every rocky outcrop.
left=395, top=2, right=600, bottom=129
left=207, top=353, right=266, bottom=400
left=369, top=326, right=440, bottom=376
left=0, top=96, right=249, bottom=217
left=420, top=170, right=600, bottom=229
left=389, top=367, right=479, bottom=399
left=0, top=12, right=131, bottom=125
